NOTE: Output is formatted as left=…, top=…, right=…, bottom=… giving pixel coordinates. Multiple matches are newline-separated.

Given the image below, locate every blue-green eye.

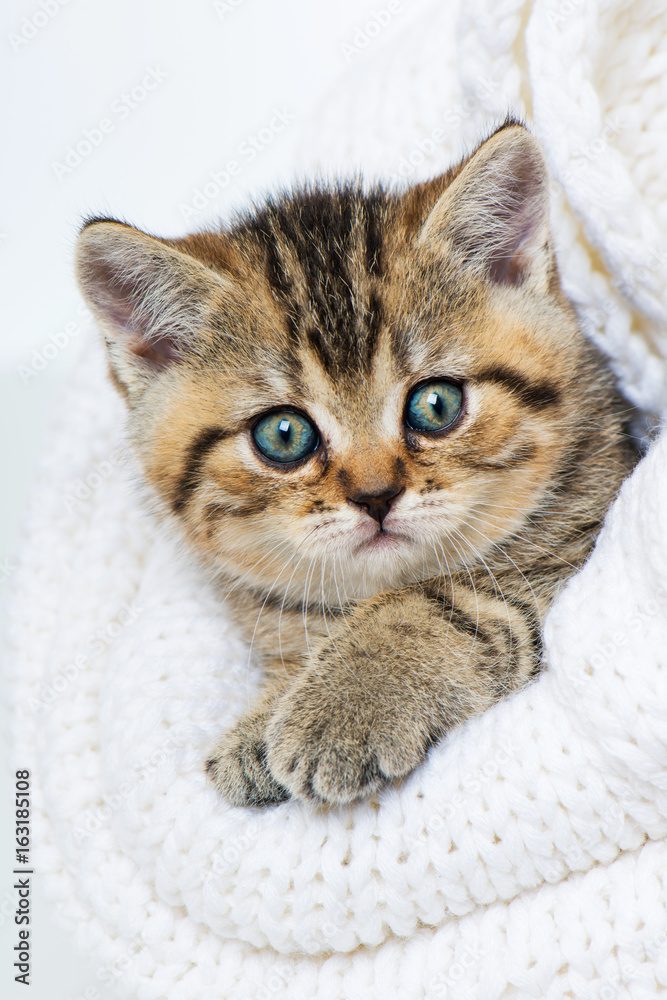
left=405, top=380, right=463, bottom=433
left=252, top=410, right=319, bottom=464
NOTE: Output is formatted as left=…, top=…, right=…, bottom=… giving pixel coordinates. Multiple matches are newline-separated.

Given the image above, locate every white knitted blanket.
left=7, top=1, right=667, bottom=997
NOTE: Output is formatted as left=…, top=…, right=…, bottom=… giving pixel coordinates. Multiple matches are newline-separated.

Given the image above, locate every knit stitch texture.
left=6, top=1, right=667, bottom=996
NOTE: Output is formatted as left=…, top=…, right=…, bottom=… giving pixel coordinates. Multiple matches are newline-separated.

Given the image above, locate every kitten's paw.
left=206, top=713, right=290, bottom=807
left=265, top=679, right=429, bottom=805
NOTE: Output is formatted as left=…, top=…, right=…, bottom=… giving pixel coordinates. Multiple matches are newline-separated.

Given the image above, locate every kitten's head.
left=75, top=123, right=607, bottom=604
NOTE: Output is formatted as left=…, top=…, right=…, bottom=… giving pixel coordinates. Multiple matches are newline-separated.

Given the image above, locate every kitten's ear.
left=419, top=125, right=551, bottom=289
left=75, top=219, right=232, bottom=397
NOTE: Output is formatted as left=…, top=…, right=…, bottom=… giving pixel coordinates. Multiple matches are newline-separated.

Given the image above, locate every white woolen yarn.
left=300, top=0, right=667, bottom=416
left=7, top=2, right=667, bottom=997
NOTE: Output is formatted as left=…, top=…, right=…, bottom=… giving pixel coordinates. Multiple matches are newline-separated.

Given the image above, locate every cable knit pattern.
left=6, top=2, right=667, bottom=996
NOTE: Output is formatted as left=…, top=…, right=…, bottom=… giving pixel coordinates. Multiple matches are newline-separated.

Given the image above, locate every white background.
left=0, top=0, right=433, bottom=996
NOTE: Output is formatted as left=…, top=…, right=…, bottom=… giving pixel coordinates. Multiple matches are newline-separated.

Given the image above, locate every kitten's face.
left=75, top=124, right=586, bottom=605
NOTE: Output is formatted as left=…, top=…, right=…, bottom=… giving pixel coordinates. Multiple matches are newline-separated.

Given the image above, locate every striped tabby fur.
left=75, top=123, right=636, bottom=806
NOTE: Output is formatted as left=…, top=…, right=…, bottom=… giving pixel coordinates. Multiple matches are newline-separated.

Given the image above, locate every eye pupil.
left=278, top=419, right=291, bottom=440
left=427, top=391, right=442, bottom=414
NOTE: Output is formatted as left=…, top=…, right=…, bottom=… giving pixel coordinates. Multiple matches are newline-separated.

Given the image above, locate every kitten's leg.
left=264, top=582, right=542, bottom=805
left=206, top=681, right=292, bottom=807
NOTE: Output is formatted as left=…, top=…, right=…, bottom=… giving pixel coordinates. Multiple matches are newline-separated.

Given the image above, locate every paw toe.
left=207, top=737, right=290, bottom=808
left=308, top=747, right=385, bottom=804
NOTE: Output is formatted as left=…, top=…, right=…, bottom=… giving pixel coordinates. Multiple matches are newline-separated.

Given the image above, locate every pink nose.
left=347, top=487, right=404, bottom=526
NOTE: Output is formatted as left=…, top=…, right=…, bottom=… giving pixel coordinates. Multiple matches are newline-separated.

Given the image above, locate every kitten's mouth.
left=356, top=527, right=411, bottom=555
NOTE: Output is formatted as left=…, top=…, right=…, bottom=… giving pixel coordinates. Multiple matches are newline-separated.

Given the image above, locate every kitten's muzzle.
left=347, top=487, right=405, bottom=527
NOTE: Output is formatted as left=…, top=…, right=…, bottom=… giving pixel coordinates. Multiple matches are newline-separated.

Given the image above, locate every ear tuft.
left=75, top=220, right=230, bottom=394
left=420, top=125, right=552, bottom=289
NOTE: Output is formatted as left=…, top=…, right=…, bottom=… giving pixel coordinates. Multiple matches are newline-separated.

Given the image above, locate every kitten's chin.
left=335, top=529, right=425, bottom=600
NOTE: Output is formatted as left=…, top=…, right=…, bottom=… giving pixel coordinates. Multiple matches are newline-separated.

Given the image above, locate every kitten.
left=75, top=122, right=636, bottom=808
